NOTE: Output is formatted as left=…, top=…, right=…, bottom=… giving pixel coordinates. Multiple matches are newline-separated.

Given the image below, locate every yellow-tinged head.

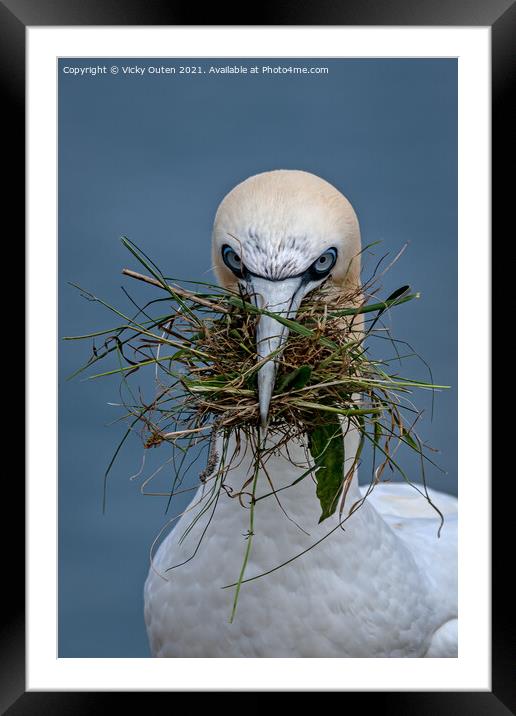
left=211, top=169, right=362, bottom=427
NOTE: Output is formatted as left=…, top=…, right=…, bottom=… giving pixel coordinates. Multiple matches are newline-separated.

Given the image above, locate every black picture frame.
left=6, top=0, right=508, bottom=711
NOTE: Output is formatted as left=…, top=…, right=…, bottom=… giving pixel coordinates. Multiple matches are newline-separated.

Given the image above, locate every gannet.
left=144, top=169, right=458, bottom=658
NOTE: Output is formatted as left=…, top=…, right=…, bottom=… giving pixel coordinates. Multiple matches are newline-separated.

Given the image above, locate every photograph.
left=2, top=3, right=501, bottom=706
left=58, top=56, right=458, bottom=659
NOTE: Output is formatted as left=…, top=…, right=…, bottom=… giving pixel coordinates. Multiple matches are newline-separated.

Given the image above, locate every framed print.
left=5, top=0, right=508, bottom=711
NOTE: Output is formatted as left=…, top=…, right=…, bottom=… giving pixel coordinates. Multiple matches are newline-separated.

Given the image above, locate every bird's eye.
left=312, top=248, right=337, bottom=276
left=222, top=244, right=244, bottom=278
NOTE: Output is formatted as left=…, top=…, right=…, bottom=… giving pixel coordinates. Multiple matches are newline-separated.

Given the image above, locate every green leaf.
left=367, top=285, right=411, bottom=333
left=182, top=377, right=227, bottom=388
left=374, top=420, right=382, bottom=445
left=276, top=365, right=312, bottom=393
left=402, top=430, right=420, bottom=451
left=308, top=420, right=345, bottom=523
left=329, top=291, right=419, bottom=318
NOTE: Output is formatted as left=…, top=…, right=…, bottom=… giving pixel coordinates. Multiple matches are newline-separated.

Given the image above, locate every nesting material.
left=67, top=238, right=447, bottom=528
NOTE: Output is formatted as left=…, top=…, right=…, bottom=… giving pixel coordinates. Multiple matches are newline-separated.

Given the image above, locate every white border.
left=27, top=27, right=490, bottom=691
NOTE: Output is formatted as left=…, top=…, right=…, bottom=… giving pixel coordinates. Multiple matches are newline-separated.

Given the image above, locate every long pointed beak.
left=248, top=276, right=305, bottom=428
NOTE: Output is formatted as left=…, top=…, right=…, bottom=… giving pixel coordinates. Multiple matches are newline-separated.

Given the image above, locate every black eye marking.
left=222, top=244, right=245, bottom=279
left=307, top=247, right=338, bottom=281
left=221, top=244, right=338, bottom=283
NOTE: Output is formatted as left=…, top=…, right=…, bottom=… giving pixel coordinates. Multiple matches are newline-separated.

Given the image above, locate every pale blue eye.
left=222, top=245, right=244, bottom=277
left=313, top=248, right=337, bottom=275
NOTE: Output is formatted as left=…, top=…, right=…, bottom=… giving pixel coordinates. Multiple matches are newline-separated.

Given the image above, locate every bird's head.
left=212, top=169, right=362, bottom=428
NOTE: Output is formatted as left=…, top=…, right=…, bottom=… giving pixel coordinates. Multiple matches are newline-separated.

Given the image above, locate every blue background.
left=58, top=58, right=457, bottom=657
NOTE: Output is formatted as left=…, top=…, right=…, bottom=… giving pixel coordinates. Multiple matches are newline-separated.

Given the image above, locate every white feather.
left=144, top=430, right=457, bottom=657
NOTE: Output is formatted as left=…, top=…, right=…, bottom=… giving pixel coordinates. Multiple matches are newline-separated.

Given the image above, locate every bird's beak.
left=247, top=275, right=305, bottom=429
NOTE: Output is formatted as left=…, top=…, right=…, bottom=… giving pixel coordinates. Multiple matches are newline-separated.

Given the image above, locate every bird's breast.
left=144, top=430, right=444, bottom=657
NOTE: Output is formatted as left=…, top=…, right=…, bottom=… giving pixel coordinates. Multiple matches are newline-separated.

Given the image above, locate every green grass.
left=66, top=236, right=450, bottom=619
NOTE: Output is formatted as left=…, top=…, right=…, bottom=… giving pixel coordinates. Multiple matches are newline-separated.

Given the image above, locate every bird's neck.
left=188, top=420, right=401, bottom=596
left=214, top=420, right=364, bottom=527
